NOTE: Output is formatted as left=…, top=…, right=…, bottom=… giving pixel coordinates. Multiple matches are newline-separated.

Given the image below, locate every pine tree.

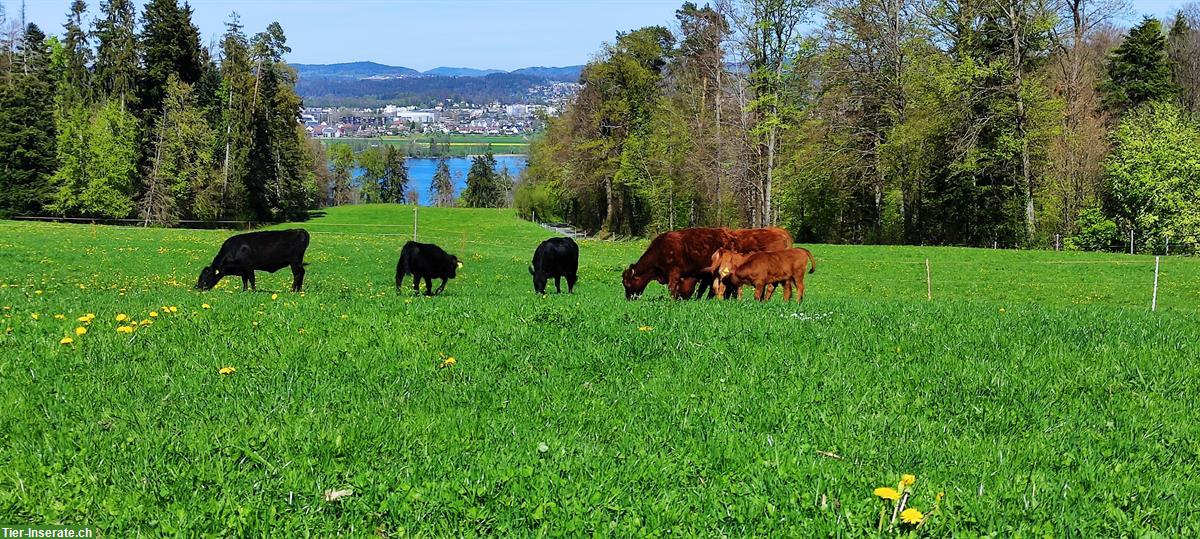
left=0, top=24, right=57, bottom=215
left=380, top=145, right=408, bottom=203
left=60, top=0, right=91, bottom=106
left=138, top=0, right=203, bottom=120
left=431, top=157, right=455, bottom=207
left=94, top=0, right=139, bottom=108
left=1101, top=17, right=1177, bottom=113
left=462, top=152, right=503, bottom=208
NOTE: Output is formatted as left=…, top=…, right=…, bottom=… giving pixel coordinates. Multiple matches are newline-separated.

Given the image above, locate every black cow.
left=396, top=241, right=461, bottom=295
left=529, top=237, right=579, bottom=294
left=196, top=229, right=310, bottom=292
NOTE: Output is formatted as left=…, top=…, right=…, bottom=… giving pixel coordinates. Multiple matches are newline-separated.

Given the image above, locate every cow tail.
left=804, top=248, right=816, bottom=274
left=396, top=250, right=409, bottom=288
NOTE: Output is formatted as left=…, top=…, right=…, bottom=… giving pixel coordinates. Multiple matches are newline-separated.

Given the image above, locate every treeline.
left=518, top=0, right=1200, bottom=251
left=0, top=0, right=328, bottom=224
left=297, top=73, right=550, bottom=108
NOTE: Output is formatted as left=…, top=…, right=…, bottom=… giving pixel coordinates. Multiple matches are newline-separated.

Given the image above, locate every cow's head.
left=196, top=266, right=220, bottom=290
left=529, top=265, right=548, bottom=294
left=714, top=249, right=744, bottom=279
left=622, top=264, right=649, bottom=300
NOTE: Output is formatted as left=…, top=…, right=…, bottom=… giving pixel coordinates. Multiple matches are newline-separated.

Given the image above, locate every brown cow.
left=622, top=228, right=727, bottom=300
left=622, top=227, right=796, bottom=300
left=710, top=247, right=816, bottom=302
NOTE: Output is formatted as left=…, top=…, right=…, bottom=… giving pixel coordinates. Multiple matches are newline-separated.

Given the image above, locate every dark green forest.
left=0, top=0, right=329, bottom=225
left=517, top=0, right=1200, bottom=251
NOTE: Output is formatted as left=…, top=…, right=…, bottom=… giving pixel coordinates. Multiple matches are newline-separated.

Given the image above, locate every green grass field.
left=2, top=205, right=1199, bottom=535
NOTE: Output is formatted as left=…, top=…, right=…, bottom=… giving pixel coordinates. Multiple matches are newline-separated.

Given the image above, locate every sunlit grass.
left=1, top=205, right=1198, bottom=535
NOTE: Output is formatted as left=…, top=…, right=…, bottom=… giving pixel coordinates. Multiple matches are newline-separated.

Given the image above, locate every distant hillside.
left=511, top=65, right=583, bottom=81
left=297, top=72, right=551, bottom=108
left=293, top=62, right=583, bottom=82
left=422, top=66, right=507, bottom=77
left=293, top=61, right=420, bottom=79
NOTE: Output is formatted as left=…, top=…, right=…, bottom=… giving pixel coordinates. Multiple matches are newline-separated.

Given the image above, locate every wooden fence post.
left=1152, top=256, right=1160, bottom=312
left=925, top=259, right=932, bottom=302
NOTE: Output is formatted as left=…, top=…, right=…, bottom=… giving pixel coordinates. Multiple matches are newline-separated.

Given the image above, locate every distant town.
left=302, top=81, right=579, bottom=139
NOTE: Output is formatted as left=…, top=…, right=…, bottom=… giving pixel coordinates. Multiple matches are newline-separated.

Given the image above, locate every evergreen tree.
left=0, top=24, right=57, bottom=215
left=138, top=0, right=203, bottom=119
left=462, top=152, right=504, bottom=208
left=380, top=145, right=409, bottom=203
left=1101, top=17, right=1177, bottom=113
left=60, top=0, right=91, bottom=106
left=94, top=0, right=139, bottom=108
left=329, top=143, right=354, bottom=206
left=243, top=22, right=310, bottom=220
left=431, top=157, right=455, bottom=207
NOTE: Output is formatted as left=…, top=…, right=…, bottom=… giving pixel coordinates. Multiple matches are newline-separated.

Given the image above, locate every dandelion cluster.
left=873, top=473, right=941, bottom=532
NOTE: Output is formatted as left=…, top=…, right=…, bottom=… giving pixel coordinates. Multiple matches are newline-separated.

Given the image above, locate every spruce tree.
left=462, top=152, right=502, bottom=208
left=0, top=24, right=57, bottom=215
left=95, top=0, right=140, bottom=108
left=380, top=146, right=408, bottom=203
left=1101, top=17, right=1177, bottom=113
left=431, top=157, right=455, bottom=207
left=138, top=0, right=203, bottom=120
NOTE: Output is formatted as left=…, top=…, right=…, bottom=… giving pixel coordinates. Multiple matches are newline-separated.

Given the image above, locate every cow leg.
left=435, top=278, right=447, bottom=295
left=754, top=284, right=767, bottom=301
left=566, top=274, right=577, bottom=293
left=248, top=272, right=256, bottom=291
left=241, top=275, right=249, bottom=291
left=423, top=276, right=433, bottom=296
left=695, top=276, right=712, bottom=299
left=782, top=280, right=793, bottom=301
left=795, top=278, right=805, bottom=303
left=554, top=276, right=561, bottom=293
left=763, top=283, right=775, bottom=301
left=291, top=263, right=305, bottom=292
left=412, top=275, right=421, bottom=295
left=667, top=269, right=683, bottom=299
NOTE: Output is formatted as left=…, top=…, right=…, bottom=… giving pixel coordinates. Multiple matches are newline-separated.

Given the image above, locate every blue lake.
left=352, top=156, right=527, bottom=206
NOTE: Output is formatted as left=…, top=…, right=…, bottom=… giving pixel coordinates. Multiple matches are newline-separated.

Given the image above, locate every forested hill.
left=297, top=73, right=555, bottom=108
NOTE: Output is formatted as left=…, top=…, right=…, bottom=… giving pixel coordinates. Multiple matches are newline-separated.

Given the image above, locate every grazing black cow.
left=529, top=237, right=579, bottom=294
left=396, top=241, right=461, bottom=296
left=196, top=229, right=310, bottom=292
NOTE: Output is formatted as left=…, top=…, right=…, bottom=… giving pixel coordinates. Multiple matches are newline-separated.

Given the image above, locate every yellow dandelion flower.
left=116, top=325, right=134, bottom=334
left=168, top=306, right=178, bottom=313
left=874, top=487, right=900, bottom=501
left=201, top=304, right=211, bottom=309
left=54, top=314, right=65, bottom=320
left=140, top=319, right=152, bottom=326
left=901, top=474, right=916, bottom=486
left=116, top=313, right=128, bottom=322
left=271, top=293, right=278, bottom=301
left=77, top=315, right=92, bottom=322
left=218, top=366, right=236, bottom=375
left=439, top=357, right=457, bottom=369
left=900, top=507, right=923, bottom=524
left=30, top=313, right=39, bottom=320
left=936, top=491, right=945, bottom=502
left=60, top=336, right=74, bottom=345
left=75, top=326, right=88, bottom=336
left=638, top=325, right=653, bottom=332
left=149, top=311, right=158, bottom=317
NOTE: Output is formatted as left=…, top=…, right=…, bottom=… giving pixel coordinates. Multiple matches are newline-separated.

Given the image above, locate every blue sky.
left=11, top=0, right=1196, bottom=70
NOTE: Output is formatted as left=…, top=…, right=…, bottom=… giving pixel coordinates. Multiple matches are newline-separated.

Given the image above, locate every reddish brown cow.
left=710, top=247, right=816, bottom=302
left=622, top=227, right=795, bottom=300
left=622, top=228, right=728, bottom=300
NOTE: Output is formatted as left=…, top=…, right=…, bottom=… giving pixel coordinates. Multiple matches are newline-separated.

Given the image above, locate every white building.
left=396, top=110, right=439, bottom=123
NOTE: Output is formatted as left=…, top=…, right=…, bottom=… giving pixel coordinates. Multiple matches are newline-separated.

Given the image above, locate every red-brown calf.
left=709, top=248, right=815, bottom=302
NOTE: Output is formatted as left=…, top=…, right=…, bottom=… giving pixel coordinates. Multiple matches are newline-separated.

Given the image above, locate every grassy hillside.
left=1, top=205, right=1198, bottom=535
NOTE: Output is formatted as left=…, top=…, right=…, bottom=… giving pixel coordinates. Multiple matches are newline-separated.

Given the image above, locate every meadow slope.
left=1, top=205, right=1199, bottom=536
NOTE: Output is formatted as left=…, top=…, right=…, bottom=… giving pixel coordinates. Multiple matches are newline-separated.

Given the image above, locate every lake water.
left=352, top=156, right=527, bottom=206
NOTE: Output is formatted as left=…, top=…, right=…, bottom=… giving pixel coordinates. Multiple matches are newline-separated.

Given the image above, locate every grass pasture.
left=2, top=205, right=1199, bottom=536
